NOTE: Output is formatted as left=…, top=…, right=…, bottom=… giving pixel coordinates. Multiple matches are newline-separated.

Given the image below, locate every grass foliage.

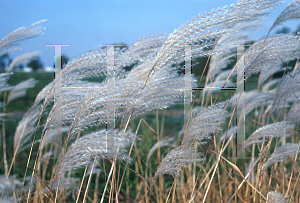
left=1, top=0, right=300, bottom=202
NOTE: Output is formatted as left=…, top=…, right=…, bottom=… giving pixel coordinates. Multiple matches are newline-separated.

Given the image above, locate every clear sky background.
left=0, top=0, right=299, bottom=67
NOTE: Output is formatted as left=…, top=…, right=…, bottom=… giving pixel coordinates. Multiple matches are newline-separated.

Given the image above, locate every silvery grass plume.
left=178, top=105, right=205, bottom=128
left=99, top=34, right=168, bottom=74
left=226, top=0, right=281, bottom=24
left=120, top=34, right=169, bottom=66
left=5, top=51, right=40, bottom=72
left=34, top=34, right=169, bottom=111
left=243, top=121, right=293, bottom=148
left=34, top=41, right=173, bottom=140
left=46, top=77, right=143, bottom=141
left=120, top=62, right=193, bottom=128
left=285, top=99, right=300, bottom=121
left=14, top=104, right=41, bottom=153
left=137, top=0, right=282, bottom=85
left=208, top=21, right=258, bottom=81
left=41, top=81, right=107, bottom=136
left=41, top=51, right=186, bottom=143
left=58, top=86, right=111, bottom=140
left=269, top=0, right=300, bottom=33
left=31, top=46, right=131, bottom=141
left=53, top=129, right=137, bottom=183
left=279, top=123, right=295, bottom=143
left=267, top=190, right=288, bottom=203
left=0, top=20, right=46, bottom=57
left=7, top=78, right=37, bottom=104
left=155, top=102, right=227, bottom=177
left=155, top=145, right=203, bottom=177
left=34, top=37, right=162, bottom=107
left=238, top=34, right=300, bottom=79
left=0, top=72, right=13, bottom=93
left=262, top=143, right=300, bottom=170
left=182, top=101, right=227, bottom=146
left=273, top=68, right=300, bottom=112
left=44, top=48, right=107, bottom=99
left=202, top=21, right=254, bottom=100
left=33, top=47, right=117, bottom=107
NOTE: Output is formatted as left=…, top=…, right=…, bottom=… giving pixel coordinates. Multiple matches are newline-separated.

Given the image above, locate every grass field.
left=1, top=0, right=300, bottom=202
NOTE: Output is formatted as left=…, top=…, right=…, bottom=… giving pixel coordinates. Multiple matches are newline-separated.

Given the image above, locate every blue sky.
left=0, top=0, right=299, bottom=67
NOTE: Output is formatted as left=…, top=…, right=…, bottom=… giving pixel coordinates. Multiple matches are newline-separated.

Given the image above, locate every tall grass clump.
left=1, top=0, right=300, bottom=202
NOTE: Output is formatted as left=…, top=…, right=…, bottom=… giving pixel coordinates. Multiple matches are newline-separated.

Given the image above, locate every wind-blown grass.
left=1, top=0, right=300, bottom=202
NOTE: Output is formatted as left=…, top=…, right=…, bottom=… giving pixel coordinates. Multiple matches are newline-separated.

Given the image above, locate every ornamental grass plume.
left=285, top=99, right=300, bottom=121
left=7, top=78, right=38, bottom=104
left=263, top=143, right=300, bottom=170
left=155, top=145, right=203, bottom=177
left=0, top=20, right=46, bottom=57
left=53, top=129, right=137, bottom=183
left=267, top=190, right=288, bottom=203
left=208, top=21, right=258, bottom=81
left=5, top=51, right=40, bottom=72
left=241, top=34, right=300, bottom=78
left=155, top=102, right=227, bottom=177
left=182, top=101, right=227, bottom=145
left=269, top=0, right=300, bottom=32
left=272, top=68, right=300, bottom=112
left=243, top=121, right=292, bottom=147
